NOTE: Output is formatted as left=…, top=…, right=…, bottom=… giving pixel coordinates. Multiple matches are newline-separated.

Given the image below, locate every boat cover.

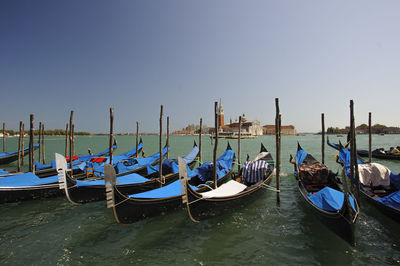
left=146, top=146, right=199, bottom=175
left=0, top=172, right=58, bottom=187
left=377, top=190, right=400, bottom=210
left=242, top=159, right=269, bottom=184
left=0, top=142, right=39, bottom=159
left=129, top=149, right=235, bottom=199
left=35, top=143, right=120, bottom=170
left=113, top=146, right=169, bottom=174
left=0, top=169, right=9, bottom=175
left=76, top=172, right=150, bottom=187
left=200, top=180, right=247, bottom=198
left=357, top=163, right=391, bottom=187
left=308, top=186, right=356, bottom=211
left=296, top=149, right=308, bottom=166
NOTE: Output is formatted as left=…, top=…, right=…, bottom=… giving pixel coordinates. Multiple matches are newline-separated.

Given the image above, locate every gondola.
left=0, top=140, right=144, bottom=203
left=180, top=143, right=274, bottom=222
left=0, top=142, right=39, bottom=165
left=333, top=141, right=400, bottom=222
left=327, top=137, right=400, bottom=160
left=290, top=143, right=359, bottom=245
left=57, top=143, right=198, bottom=205
left=104, top=143, right=235, bottom=224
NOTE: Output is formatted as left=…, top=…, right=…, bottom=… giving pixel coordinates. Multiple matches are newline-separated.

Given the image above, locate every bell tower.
left=219, top=99, right=224, bottom=128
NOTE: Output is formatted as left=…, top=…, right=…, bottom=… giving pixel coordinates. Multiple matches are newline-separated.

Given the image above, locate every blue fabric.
left=146, top=146, right=199, bottom=175
left=114, top=146, right=169, bottom=174
left=0, top=142, right=39, bottom=158
left=377, top=190, right=400, bottom=210
left=0, top=172, right=58, bottom=187
left=130, top=179, right=199, bottom=199
left=242, top=160, right=269, bottom=184
left=296, top=149, right=308, bottom=166
left=129, top=149, right=235, bottom=199
left=390, top=172, right=400, bottom=190
left=110, top=143, right=143, bottom=163
left=76, top=172, right=150, bottom=187
left=34, top=143, right=120, bottom=170
left=0, top=169, right=9, bottom=175
left=308, top=186, right=356, bottom=211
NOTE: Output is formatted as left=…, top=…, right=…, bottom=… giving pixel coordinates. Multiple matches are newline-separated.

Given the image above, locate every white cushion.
left=200, top=180, right=247, bottom=198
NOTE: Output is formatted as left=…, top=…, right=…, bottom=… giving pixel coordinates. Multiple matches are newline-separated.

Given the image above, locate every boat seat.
left=200, top=180, right=247, bottom=199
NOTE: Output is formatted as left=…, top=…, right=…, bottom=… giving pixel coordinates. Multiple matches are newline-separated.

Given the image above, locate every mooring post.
left=213, top=101, right=219, bottom=189
left=159, top=105, right=163, bottom=186
left=368, top=112, right=372, bottom=163
left=29, top=114, right=34, bottom=173
left=69, top=111, right=74, bottom=171
left=199, top=118, right=202, bottom=165
left=42, top=123, right=45, bottom=164
left=65, top=123, right=68, bottom=157
left=349, top=101, right=355, bottom=190
left=17, top=121, right=22, bottom=171
left=351, top=101, right=360, bottom=202
left=38, top=122, right=42, bottom=164
left=2, top=122, right=5, bottom=152
left=136, top=121, right=139, bottom=158
left=21, top=123, right=25, bottom=166
left=109, top=108, right=114, bottom=165
left=72, top=124, right=75, bottom=158
left=238, top=116, right=242, bottom=174
left=275, top=98, right=281, bottom=203
left=321, top=113, right=325, bottom=164
left=167, top=116, right=170, bottom=159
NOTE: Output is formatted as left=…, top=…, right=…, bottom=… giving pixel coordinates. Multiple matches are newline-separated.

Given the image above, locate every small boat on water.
left=332, top=141, right=400, bottom=222
left=57, top=143, right=198, bottom=205
left=104, top=143, right=235, bottom=224
left=180, top=143, right=274, bottom=222
left=290, top=143, right=359, bottom=245
left=0, top=142, right=39, bottom=165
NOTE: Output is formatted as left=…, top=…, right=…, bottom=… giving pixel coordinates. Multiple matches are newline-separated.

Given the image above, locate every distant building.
left=208, top=100, right=263, bottom=136
left=172, top=129, right=195, bottom=135
left=263, top=125, right=297, bottom=135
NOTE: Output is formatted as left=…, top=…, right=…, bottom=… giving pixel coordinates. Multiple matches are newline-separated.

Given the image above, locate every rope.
left=196, top=184, right=214, bottom=190
left=262, top=183, right=280, bottom=192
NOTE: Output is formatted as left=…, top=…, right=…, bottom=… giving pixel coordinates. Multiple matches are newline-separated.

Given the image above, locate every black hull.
left=186, top=178, right=271, bottom=221
left=298, top=181, right=356, bottom=245
left=66, top=173, right=179, bottom=204
left=112, top=172, right=232, bottom=224
left=0, top=146, right=39, bottom=165
left=361, top=189, right=400, bottom=222
left=357, top=150, right=400, bottom=160
left=0, top=184, right=63, bottom=203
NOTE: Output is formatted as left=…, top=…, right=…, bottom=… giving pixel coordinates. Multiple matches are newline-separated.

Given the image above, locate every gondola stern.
left=178, top=157, right=200, bottom=223
left=260, top=143, right=268, bottom=153
left=55, top=153, right=80, bottom=206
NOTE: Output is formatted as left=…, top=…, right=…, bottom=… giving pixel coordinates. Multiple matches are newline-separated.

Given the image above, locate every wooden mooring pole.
left=199, top=118, right=202, bottom=165
left=213, top=101, right=219, bottom=189
left=2, top=122, right=5, bottom=152
left=17, top=121, right=22, bottom=171
left=21, top=123, right=25, bottom=166
left=69, top=111, right=74, bottom=172
left=350, top=100, right=360, bottom=202
left=238, top=116, right=242, bottom=174
left=65, top=123, right=69, bottom=157
left=72, top=124, right=75, bottom=158
left=38, top=122, right=42, bottom=164
left=167, top=116, right=170, bottom=159
left=275, top=98, right=281, bottom=203
left=136, top=121, right=139, bottom=158
left=29, top=114, right=34, bottom=173
left=109, top=108, right=114, bottom=165
left=42, top=123, right=45, bottom=164
left=368, top=112, right=372, bottom=163
left=159, top=105, right=163, bottom=186
left=321, top=113, right=325, bottom=164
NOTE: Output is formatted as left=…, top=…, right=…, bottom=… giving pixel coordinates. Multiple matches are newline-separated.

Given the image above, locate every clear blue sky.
left=1, top=0, right=399, bottom=133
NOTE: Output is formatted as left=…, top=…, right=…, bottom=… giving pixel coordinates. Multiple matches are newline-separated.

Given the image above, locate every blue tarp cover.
left=308, top=186, right=356, bottom=211
left=146, top=146, right=199, bottom=175
left=35, top=143, right=121, bottom=170
left=0, top=142, right=39, bottom=158
left=114, top=146, right=169, bottom=174
left=0, top=172, right=58, bottom=187
left=0, top=169, right=9, bottom=175
left=129, top=149, right=234, bottom=199
left=296, top=149, right=308, bottom=166
left=377, top=190, right=400, bottom=210
left=76, top=172, right=150, bottom=187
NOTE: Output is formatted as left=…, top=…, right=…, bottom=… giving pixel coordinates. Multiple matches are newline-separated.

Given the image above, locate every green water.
left=0, top=134, right=399, bottom=265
